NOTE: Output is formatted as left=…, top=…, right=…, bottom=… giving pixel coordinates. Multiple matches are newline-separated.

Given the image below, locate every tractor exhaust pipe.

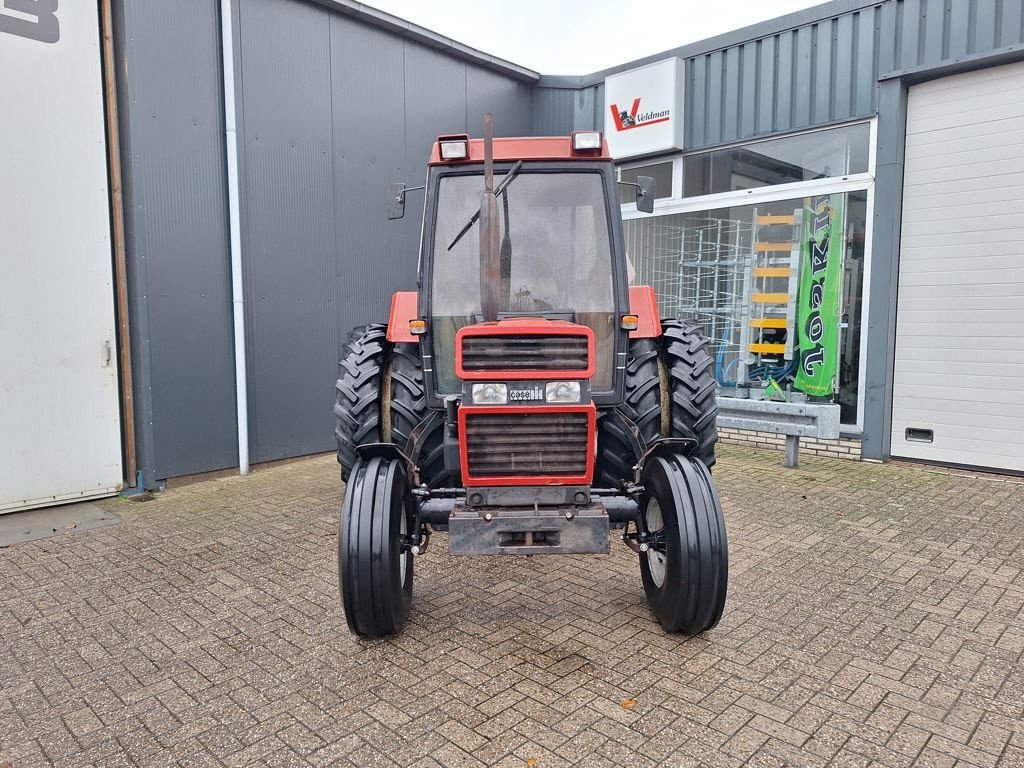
left=479, top=113, right=500, bottom=322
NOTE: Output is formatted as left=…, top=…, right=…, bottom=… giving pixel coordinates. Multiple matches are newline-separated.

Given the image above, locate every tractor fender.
left=628, top=285, right=662, bottom=339
left=386, top=291, right=418, bottom=343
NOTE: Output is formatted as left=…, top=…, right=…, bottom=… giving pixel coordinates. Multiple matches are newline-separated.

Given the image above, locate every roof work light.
left=438, top=135, right=470, bottom=160
left=571, top=131, right=603, bottom=152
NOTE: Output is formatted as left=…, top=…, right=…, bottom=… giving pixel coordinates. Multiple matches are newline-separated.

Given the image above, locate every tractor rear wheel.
left=339, top=455, right=415, bottom=637
left=661, top=319, right=718, bottom=467
left=334, top=324, right=449, bottom=486
left=334, top=324, right=387, bottom=480
left=595, top=319, right=718, bottom=488
left=387, top=343, right=450, bottom=488
left=639, top=453, right=728, bottom=634
left=595, top=337, right=661, bottom=487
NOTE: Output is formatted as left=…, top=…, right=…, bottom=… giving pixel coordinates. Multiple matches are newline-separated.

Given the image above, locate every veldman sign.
left=604, top=58, right=684, bottom=159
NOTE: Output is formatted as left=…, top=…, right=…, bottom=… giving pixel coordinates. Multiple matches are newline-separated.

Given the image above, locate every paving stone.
left=1, top=446, right=1023, bottom=766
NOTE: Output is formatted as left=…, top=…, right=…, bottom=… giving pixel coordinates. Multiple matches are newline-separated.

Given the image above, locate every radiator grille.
left=461, top=335, right=588, bottom=372
left=464, top=411, right=589, bottom=477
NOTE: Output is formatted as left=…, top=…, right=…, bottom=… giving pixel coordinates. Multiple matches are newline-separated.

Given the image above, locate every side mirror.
left=635, top=175, right=655, bottom=214
left=387, top=183, right=406, bottom=220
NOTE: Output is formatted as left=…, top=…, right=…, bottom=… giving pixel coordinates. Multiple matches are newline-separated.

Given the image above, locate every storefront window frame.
left=619, top=118, right=877, bottom=432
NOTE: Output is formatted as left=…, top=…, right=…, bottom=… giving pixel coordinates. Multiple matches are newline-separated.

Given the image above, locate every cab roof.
left=428, top=135, right=612, bottom=165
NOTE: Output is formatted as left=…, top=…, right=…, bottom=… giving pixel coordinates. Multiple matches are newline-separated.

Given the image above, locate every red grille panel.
left=458, top=405, right=595, bottom=486
left=461, top=335, right=589, bottom=373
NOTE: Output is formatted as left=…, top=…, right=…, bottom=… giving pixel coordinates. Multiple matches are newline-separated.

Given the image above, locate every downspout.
left=219, top=0, right=249, bottom=475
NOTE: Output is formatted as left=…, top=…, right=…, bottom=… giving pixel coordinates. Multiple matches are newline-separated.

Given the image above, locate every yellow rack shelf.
left=748, top=343, right=787, bottom=354
left=749, top=317, right=788, bottom=329
left=752, top=292, right=789, bottom=303
left=752, top=266, right=791, bottom=278
left=754, top=214, right=796, bottom=226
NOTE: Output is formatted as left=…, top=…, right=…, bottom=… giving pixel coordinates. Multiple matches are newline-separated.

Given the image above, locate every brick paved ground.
left=2, top=445, right=1023, bottom=768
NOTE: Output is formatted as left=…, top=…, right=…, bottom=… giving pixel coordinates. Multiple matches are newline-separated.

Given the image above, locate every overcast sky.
left=365, top=0, right=830, bottom=75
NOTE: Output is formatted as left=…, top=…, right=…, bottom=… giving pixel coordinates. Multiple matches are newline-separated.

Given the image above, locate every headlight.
left=472, top=383, right=507, bottom=404
left=545, top=381, right=581, bottom=403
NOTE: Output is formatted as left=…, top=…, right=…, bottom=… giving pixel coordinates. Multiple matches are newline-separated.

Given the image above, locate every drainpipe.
left=219, top=0, right=249, bottom=475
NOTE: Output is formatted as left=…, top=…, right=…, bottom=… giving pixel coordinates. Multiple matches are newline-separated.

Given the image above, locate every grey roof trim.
left=537, top=0, right=885, bottom=89
left=307, top=0, right=540, bottom=82
left=879, top=42, right=1024, bottom=83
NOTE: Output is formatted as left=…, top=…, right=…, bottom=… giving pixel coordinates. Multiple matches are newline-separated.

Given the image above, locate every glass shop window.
left=623, top=190, right=867, bottom=424
left=682, top=123, right=870, bottom=197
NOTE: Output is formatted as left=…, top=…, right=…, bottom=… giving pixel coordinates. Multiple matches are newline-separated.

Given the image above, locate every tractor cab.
left=399, top=131, right=652, bottom=404
left=333, top=119, right=727, bottom=639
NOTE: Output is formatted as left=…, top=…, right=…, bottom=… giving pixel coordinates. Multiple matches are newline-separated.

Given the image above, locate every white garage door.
left=0, top=4, right=123, bottom=511
left=891, top=60, right=1024, bottom=472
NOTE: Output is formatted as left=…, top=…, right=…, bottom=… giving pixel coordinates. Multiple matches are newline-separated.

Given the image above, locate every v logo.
left=609, top=98, right=642, bottom=131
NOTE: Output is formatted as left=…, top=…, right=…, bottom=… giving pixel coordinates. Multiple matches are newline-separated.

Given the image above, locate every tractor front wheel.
left=339, top=455, right=415, bottom=637
left=639, top=453, right=728, bottom=634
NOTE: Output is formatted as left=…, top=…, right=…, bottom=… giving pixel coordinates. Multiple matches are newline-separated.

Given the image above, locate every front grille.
left=461, top=335, right=588, bottom=372
left=464, top=411, right=589, bottom=477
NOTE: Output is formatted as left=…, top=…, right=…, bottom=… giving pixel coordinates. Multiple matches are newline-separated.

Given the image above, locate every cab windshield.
left=430, top=170, right=616, bottom=393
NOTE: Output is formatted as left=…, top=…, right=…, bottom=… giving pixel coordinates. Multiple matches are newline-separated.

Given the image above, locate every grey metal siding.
left=530, top=85, right=602, bottom=135
left=690, top=0, right=1024, bottom=148
left=116, top=0, right=540, bottom=476
left=892, top=0, right=1024, bottom=69
left=687, top=6, right=883, bottom=148
left=467, top=68, right=533, bottom=139
left=329, top=12, right=413, bottom=348
left=526, top=0, right=1024, bottom=151
left=238, top=0, right=337, bottom=463
left=114, top=0, right=238, bottom=482
left=236, top=0, right=540, bottom=464
left=530, top=87, right=574, bottom=135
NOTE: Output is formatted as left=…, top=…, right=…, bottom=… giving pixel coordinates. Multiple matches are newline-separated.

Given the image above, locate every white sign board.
left=1, top=1, right=123, bottom=511
left=603, top=58, right=684, bottom=160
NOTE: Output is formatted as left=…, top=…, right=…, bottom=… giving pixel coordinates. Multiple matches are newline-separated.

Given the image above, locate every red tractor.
left=334, top=118, right=727, bottom=637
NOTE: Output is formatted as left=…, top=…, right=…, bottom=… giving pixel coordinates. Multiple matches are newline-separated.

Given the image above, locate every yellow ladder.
left=744, top=211, right=801, bottom=362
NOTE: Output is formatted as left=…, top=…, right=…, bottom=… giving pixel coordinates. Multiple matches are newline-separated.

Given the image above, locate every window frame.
left=616, top=157, right=683, bottom=201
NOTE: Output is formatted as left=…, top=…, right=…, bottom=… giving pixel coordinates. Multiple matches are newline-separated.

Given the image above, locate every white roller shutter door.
left=891, top=60, right=1024, bottom=472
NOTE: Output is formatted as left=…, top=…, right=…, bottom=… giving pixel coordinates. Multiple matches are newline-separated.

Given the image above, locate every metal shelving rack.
left=635, top=218, right=754, bottom=386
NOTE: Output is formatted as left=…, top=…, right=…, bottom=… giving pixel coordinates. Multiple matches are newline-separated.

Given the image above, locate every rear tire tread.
left=334, top=323, right=450, bottom=487
left=334, top=324, right=388, bottom=480
left=596, top=319, right=718, bottom=488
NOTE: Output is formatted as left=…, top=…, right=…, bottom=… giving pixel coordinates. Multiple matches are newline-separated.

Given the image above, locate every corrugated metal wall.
left=530, top=85, right=603, bottom=135
left=533, top=0, right=1024, bottom=149
left=114, top=0, right=238, bottom=482
left=116, top=0, right=535, bottom=478
left=890, top=0, right=1024, bottom=70
left=237, top=0, right=532, bottom=464
left=688, top=6, right=881, bottom=147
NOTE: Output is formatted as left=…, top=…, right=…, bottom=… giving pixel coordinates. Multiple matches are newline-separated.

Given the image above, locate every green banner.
left=794, top=194, right=843, bottom=397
